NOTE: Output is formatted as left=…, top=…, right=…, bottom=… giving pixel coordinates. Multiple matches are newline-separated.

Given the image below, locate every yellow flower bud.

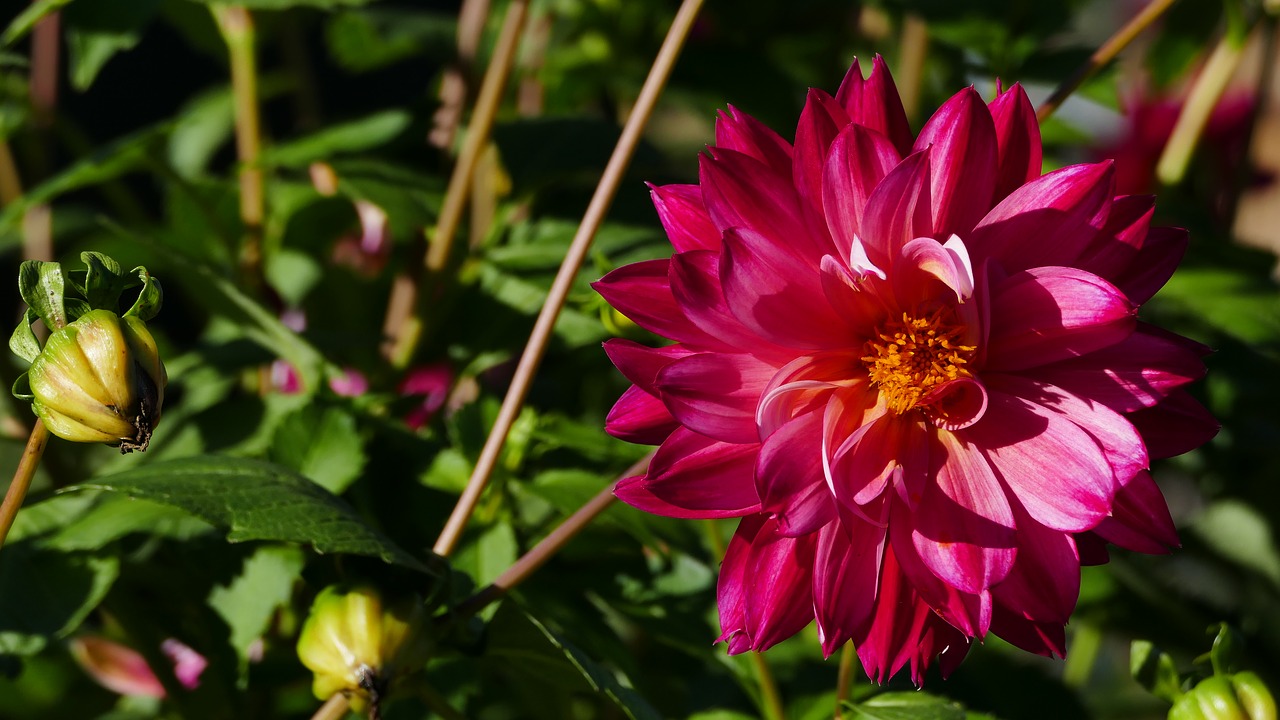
left=28, top=309, right=166, bottom=453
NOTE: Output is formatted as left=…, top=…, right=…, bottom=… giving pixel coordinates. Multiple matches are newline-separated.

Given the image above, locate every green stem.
left=309, top=694, right=350, bottom=720
left=214, top=5, right=266, bottom=290
left=1037, top=0, right=1178, bottom=123
left=1062, top=622, right=1103, bottom=688
left=835, top=641, right=856, bottom=718
left=0, top=421, right=50, bottom=552
left=750, top=651, right=787, bottom=720
left=896, top=14, right=928, bottom=119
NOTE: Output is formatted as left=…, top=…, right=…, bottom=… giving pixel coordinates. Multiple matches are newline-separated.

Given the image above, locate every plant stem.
left=896, top=14, right=928, bottom=119
left=309, top=693, right=350, bottom=720
left=1062, top=622, right=1103, bottom=688
left=1155, top=25, right=1250, bottom=185
left=0, top=421, right=50, bottom=551
left=382, top=0, right=529, bottom=367
left=453, top=451, right=652, bottom=616
left=214, top=5, right=266, bottom=290
left=1037, top=0, right=1177, bottom=123
left=835, top=641, right=856, bottom=718
left=751, top=651, right=787, bottom=720
left=25, top=9, right=59, bottom=265
left=432, top=0, right=706, bottom=558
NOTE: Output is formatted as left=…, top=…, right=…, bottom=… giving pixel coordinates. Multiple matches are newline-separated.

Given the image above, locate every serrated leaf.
left=19, top=260, right=67, bottom=331
left=0, top=543, right=118, bottom=656
left=9, top=307, right=41, bottom=364
left=208, top=545, right=305, bottom=681
left=269, top=405, right=367, bottom=494
left=46, top=494, right=214, bottom=551
left=852, top=692, right=966, bottom=720
left=67, top=455, right=433, bottom=573
left=260, top=109, right=411, bottom=167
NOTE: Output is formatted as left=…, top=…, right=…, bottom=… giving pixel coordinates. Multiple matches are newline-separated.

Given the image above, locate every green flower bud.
left=296, top=585, right=427, bottom=716
left=27, top=309, right=166, bottom=453
left=1170, top=674, right=1278, bottom=720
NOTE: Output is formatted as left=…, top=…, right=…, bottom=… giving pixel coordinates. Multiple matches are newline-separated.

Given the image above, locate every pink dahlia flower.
left=594, top=56, right=1216, bottom=684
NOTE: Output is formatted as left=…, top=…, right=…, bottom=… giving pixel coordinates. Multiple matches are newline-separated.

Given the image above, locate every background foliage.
left=0, top=0, right=1276, bottom=718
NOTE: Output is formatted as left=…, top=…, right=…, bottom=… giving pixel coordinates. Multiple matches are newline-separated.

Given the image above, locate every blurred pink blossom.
left=399, top=363, right=454, bottom=429
left=70, top=636, right=206, bottom=697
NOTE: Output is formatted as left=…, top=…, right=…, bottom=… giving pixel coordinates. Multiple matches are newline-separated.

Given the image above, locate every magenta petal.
left=890, top=505, right=992, bottom=637
left=1092, top=470, right=1179, bottom=553
left=718, top=515, right=817, bottom=652
left=1073, top=194, right=1154, bottom=290
left=989, top=605, right=1066, bottom=659
left=603, top=339, right=694, bottom=394
left=819, top=256, right=889, bottom=339
left=593, top=259, right=717, bottom=346
left=715, top=105, right=793, bottom=176
left=650, top=183, right=721, bottom=253
left=700, top=149, right=830, bottom=263
left=836, top=55, right=914, bottom=156
left=668, top=250, right=790, bottom=360
left=794, top=88, right=851, bottom=222
left=1030, top=323, right=1207, bottom=413
left=892, top=235, right=975, bottom=308
left=911, top=432, right=1016, bottom=594
left=855, top=540, right=939, bottom=683
left=922, top=377, right=988, bottom=432
left=988, top=83, right=1042, bottom=202
left=962, top=390, right=1114, bottom=533
left=990, top=498, right=1080, bottom=623
left=1110, top=225, right=1189, bottom=305
left=968, top=162, right=1114, bottom=273
left=829, top=413, right=917, bottom=509
left=913, top=87, right=998, bottom=237
left=720, top=227, right=853, bottom=350
left=985, top=266, right=1136, bottom=372
left=757, top=411, right=836, bottom=537
left=655, top=352, right=774, bottom=444
left=822, top=123, right=900, bottom=265
left=605, top=385, right=678, bottom=444
left=860, top=150, right=934, bottom=269
left=813, top=517, right=886, bottom=656
left=616, top=427, right=761, bottom=518
left=1127, top=390, right=1219, bottom=459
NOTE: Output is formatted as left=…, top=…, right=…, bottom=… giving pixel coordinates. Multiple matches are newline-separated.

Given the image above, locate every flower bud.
left=1170, top=674, right=1278, bottom=720
left=296, top=585, right=427, bottom=715
left=27, top=309, right=166, bottom=453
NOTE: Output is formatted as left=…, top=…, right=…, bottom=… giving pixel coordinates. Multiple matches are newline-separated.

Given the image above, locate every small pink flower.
left=399, top=363, right=454, bottom=429
left=70, top=636, right=206, bottom=697
left=595, top=57, right=1216, bottom=684
left=329, top=367, right=371, bottom=397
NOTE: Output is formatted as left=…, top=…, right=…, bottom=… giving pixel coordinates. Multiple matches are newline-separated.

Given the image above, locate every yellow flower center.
left=862, top=308, right=977, bottom=414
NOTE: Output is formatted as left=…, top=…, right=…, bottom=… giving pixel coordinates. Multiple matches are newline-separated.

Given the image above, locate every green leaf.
left=454, top=522, right=517, bottom=589
left=485, top=603, right=663, bottom=720
left=1206, top=623, right=1243, bottom=677
left=208, top=545, right=305, bottom=680
left=1193, top=499, right=1280, bottom=589
left=80, top=251, right=126, bottom=310
left=260, top=109, right=411, bottom=167
left=186, top=0, right=376, bottom=8
left=67, top=455, right=433, bottom=573
left=851, top=692, right=966, bottom=720
left=45, top=494, right=214, bottom=550
left=269, top=405, right=367, bottom=495
left=324, top=8, right=456, bottom=73
left=18, top=260, right=67, bottom=331
left=0, top=543, right=118, bottom=656
left=122, top=266, right=163, bottom=320
left=9, top=307, right=41, bottom=364
left=1131, top=639, right=1185, bottom=703
left=0, top=0, right=72, bottom=46
left=63, top=0, right=162, bottom=90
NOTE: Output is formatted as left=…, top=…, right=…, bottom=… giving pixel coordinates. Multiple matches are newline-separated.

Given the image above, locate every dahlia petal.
left=1127, top=390, right=1219, bottom=459
left=701, top=150, right=829, bottom=262
left=890, top=508, right=992, bottom=637
left=1075, top=531, right=1111, bottom=566
left=813, top=517, right=886, bottom=656
left=655, top=352, right=774, bottom=444
left=757, top=411, right=837, bottom=537
left=854, top=540, right=935, bottom=683
left=715, top=105, right=794, bottom=176
left=1029, top=323, right=1207, bottom=412
left=720, top=227, right=853, bottom=349
left=602, top=339, right=694, bottom=394
left=649, top=183, right=721, bottom=253
left=822, top=123, right=901, bottom=266
left=615, top=427, right=760, bottom=518
left=860, top=150, right=933, bottom=268
left=913, top=87, right=998, bottom=237
left=1073, top=194, right=1155, bottom=289
left=756, top=351, right=860, bottom=437
left=1110, top=226, right=1189, bottom=305
left=963, top=390, right=1114, bottom=532
left=988, top=83, right=1042, bottom=202
left=921, top=377, right=988, bottom=432
left=593, top=259, right=718, bottom=346
left=829, top=413, right=918, bottom=508
left=836, top=55, right=914, bottom=156
left=794, top=88, right=851, bottom=222
left=668, top=250, right=792, bottom=360
left=605, top=385, right=678, bottom=444
left=819, top=256, right=889, bottom=339
left=893, top=235, right=975, bottom=307
left=968, top=162, right=1114, bottom=273
left=990, top=498, right=1080, bottom=623
left=718, top=515, right=817, bottom=653
left=984, top=266, right=1136, bottom=372
left=911, top=432, right=1017, bottom=595
left=1092, top=470, right=1179, bottom=553
left=986, top=374, right=1148, bottom=488
left=989, top=605, right=1066, bottom=659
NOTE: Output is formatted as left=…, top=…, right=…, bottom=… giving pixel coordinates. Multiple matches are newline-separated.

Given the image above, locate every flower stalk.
left=0, top=420, right=49, bottom=551
left=432, top=0, right=706, bottom=558
left=214, top=5, right=266, bottom=289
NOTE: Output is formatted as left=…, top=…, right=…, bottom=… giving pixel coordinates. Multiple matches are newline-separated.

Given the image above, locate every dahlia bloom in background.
left=69, top=636, right=207, bottom=697
left=594, top=57, right=1217, bottom=684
